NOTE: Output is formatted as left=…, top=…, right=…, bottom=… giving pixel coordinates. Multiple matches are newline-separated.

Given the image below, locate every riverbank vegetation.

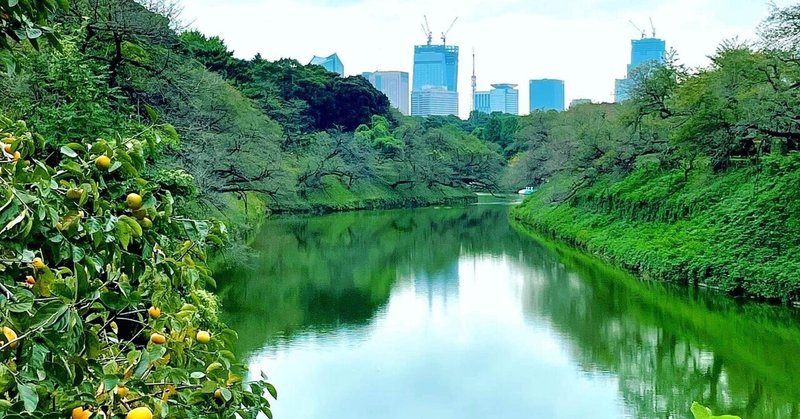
left=508, top=3, right=800, bottom=302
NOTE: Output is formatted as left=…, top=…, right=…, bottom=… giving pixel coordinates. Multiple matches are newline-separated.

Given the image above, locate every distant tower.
left=471, top=49, right=477, bottom=112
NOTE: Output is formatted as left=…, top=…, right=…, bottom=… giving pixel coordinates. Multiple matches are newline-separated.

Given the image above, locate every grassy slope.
left=511, top=153, right=800, bottom=301
left=269, top=177, right=476, bottom=214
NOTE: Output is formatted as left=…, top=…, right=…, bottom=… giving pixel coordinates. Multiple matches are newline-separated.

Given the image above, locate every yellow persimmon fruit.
left=150, top=333, right=166, bottom=345
left=148, top=306, right=161, bottom=319
left=72, top=406, right=91, bottom=419
left=12, top=151, right=20, bottom=161
left=139, top=218, right=153, bottom=230
left=126, top=407, right=152, bottom=419
left=2, top=144, right=10, bottom=154
left=2, top=327, right=18, bottom=348
left=115, top=385, right=129, bottom=398
left=126, top=193, right=143, bottom=210
left=66, top=188, right=83, bottom=201
left=196, top=330, right=211, bottom=344
left=95, top=155, right=111, bottom=170
left=132, top=208, right=147, bottom=220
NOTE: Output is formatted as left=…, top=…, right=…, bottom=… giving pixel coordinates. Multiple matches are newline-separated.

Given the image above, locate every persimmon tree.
left=0, top=116, right=275, bottom=418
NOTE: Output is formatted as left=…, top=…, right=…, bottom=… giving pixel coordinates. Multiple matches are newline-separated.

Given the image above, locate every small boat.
left=517, top=187, right=537, bottom=195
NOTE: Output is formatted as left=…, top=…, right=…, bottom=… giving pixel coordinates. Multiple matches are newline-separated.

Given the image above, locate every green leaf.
left=265, top=382, right=278, bottom=399
left=143, top=104, right=159, bottom=123
left=8, top=288, right=34, bottom=313
left=59, top=146, right=78, bottom=158
left=115, top=219, right=131, bottom=249
left=17, top=382, right=38, bottom=412
left=29, top=301, right=68, bottom=329
left=220, top=387, right=232, bottom=402
left=0, top=208, right=27, bottom=235
left=119, top=215, right=142, bottom=239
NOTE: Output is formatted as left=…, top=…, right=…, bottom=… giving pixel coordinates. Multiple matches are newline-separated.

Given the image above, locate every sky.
left=178, top=0, right=796, bottom=118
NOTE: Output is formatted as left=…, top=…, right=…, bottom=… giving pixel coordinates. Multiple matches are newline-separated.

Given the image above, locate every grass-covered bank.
left=511, top=153, right=800, bottom=302
left=270, top=179, right=476, bottom=214
left=508, top=222, right=800, bottom=418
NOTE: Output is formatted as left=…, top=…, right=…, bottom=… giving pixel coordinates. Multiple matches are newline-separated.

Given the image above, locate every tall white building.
left=411, top=88, right=458, bottom=117
left=363, top=71, right=410, bottom=115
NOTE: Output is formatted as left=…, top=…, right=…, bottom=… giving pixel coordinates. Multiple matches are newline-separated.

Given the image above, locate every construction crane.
left=422, top=15, right=433, bottom=45
left=628, top=20, right=646, bottom=39
left=441, top=17, right=458, bottom=45
left=649, top=17, right=656, bottom=38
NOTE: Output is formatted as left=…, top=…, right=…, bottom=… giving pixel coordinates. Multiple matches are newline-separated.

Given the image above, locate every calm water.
left=218, top=199, right=800, bottom=419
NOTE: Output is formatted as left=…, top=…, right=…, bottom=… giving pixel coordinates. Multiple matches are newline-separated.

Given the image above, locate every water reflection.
left=218, top=200, right=800, bottom=419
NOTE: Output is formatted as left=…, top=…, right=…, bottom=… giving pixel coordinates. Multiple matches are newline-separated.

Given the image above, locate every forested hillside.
left=509, top=4, right=800, bottom=302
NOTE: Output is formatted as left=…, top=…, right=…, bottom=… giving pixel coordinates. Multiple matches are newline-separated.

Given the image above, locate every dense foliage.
left=508, top=4, right=800, bottom=301
left=0, top=117, right=275, bottom=417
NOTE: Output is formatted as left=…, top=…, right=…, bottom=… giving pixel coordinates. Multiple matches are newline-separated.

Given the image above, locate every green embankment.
left=270, top=177, right=476, bottom=214
left=511, top=154, right=800, bottom=302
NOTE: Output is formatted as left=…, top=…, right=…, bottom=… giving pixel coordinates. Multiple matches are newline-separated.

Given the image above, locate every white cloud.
left=180, top=0, right=794, bottom=117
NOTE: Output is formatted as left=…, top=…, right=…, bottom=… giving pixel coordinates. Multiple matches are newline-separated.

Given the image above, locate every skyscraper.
left=615, top=37, right=666, bottom=102
left=529, top=79, right=565, bottom=112
left=474, top=84, right=518, bottom=114
left=309, top=53, right=344, bottom=76
left=489, top=84, right=519, bottom=115
left=411, top=44, right=459, bottom=116
left=629, top=38, right=667, bottom=70
left=363, top=71, right=410, bottom=115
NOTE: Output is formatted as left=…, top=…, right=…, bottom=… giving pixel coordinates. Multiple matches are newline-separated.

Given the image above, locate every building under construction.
left=411, top=17, right=459, bottom=117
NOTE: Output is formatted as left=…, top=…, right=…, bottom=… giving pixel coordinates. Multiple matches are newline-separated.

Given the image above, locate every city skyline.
left=179, top=0, right=794, bottom=118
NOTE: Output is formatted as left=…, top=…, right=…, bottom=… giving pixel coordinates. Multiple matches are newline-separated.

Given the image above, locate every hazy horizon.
left=180, top=0, right=794, bottom=118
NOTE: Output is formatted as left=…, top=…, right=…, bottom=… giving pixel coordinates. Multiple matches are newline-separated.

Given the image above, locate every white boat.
left=517, top=187, right=537, bottom=195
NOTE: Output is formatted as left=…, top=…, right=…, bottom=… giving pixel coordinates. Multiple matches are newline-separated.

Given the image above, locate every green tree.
left=0, top=117, right=275, bottom=417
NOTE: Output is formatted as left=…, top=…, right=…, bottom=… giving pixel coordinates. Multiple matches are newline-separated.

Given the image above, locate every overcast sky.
left=179, top=0, right=795, bottom=118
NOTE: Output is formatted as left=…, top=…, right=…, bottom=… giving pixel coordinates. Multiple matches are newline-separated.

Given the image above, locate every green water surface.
left=217, top=199, right=800, bottom=418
